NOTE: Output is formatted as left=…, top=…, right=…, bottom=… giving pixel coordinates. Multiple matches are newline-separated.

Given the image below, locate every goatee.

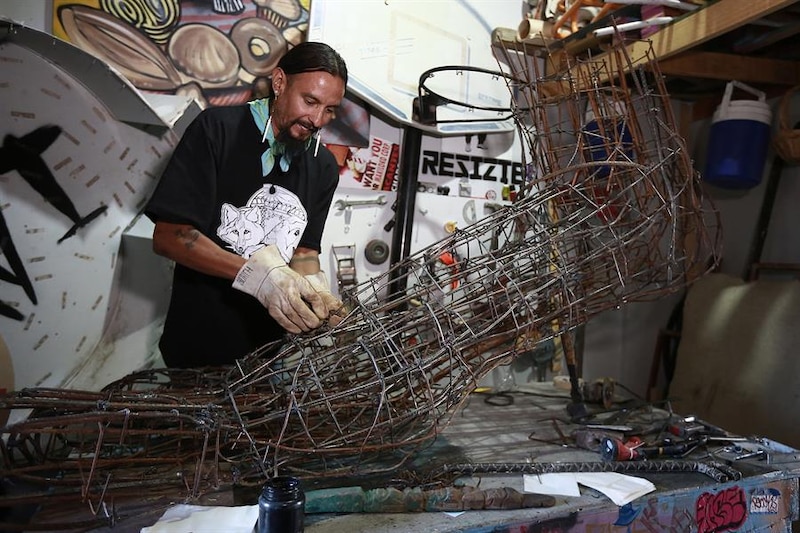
left=276, top=122, right=316, bottom=154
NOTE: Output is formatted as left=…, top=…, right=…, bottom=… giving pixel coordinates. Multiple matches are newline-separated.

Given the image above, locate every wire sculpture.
left=0, top=38, right=720, bottom=519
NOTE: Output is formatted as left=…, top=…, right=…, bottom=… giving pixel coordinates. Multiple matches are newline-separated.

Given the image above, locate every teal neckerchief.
left=248, top=98, right=313, bottom=177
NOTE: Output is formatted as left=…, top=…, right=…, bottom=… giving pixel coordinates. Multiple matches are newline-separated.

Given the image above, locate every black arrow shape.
left=0, top=299, right=24, bottom=321
left=0, top=125, right=107, bottom=244
left=0, top=203, right=36, bottom=304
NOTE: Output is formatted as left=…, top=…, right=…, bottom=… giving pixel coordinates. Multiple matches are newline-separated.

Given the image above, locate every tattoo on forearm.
left=175, top=228, right=200, bottom=250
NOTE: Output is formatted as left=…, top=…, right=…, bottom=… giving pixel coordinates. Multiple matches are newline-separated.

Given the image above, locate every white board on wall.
left=309, top=0, right=521, bottom=135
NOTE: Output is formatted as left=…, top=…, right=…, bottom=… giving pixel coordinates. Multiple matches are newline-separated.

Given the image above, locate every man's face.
left=271, top=69, right=345, bottom=147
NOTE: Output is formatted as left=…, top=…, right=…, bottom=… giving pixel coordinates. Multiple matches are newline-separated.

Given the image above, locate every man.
left=145, top=42, right=348, bottom=368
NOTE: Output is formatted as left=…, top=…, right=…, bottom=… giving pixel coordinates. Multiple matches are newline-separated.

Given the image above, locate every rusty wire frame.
left=0, top=39, right=720, bottom=515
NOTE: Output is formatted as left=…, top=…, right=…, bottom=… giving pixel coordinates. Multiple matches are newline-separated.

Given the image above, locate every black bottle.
left=256, top=476, right=305, bottom=533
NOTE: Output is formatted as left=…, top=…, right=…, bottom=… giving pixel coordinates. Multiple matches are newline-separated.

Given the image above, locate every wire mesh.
left=0, top=38, right=720, bottom=512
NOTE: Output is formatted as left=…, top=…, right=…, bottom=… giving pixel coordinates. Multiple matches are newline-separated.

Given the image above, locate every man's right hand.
left=232, top=245, right=325, bottom=333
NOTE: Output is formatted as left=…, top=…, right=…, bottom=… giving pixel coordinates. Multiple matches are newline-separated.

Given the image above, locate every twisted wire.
left=0, top=39, right=720, bottom=514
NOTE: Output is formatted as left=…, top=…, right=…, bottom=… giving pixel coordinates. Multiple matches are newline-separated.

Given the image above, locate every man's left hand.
left=304, top=271, right=345, bottom=326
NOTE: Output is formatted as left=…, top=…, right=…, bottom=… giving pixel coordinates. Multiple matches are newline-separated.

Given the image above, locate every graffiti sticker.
left=750, top=488, right=780, bottom=515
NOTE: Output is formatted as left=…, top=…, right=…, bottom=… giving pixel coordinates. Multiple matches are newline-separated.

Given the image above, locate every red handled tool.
left=601, top=436, right=702, bottom=461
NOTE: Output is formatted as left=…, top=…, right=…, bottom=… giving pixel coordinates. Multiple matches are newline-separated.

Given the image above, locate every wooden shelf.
left=658, top=50, right=800, bottom=85
left=496, top=0, right=800, bottom=88
left=615, top=0, right=800, bottom=85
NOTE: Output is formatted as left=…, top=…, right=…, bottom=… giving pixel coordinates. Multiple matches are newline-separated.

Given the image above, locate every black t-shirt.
left=145, top=104, right=338, bottom=367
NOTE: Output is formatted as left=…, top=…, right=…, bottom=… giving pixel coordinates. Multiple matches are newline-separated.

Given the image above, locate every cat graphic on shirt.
left=216, top=184, right=307, bottom=261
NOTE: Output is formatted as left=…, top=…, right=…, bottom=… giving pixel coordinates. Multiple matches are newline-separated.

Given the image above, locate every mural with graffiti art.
left=696, top=486, right=747, bottom=533
left=50, top=0, right=373, bottom=176
left=52, top=0, right=309, bottom=108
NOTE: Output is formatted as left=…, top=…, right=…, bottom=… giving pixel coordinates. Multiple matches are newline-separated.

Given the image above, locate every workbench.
left=13, top=383, right=800, bottom=532
left=301, top=384, right=800, bottom=532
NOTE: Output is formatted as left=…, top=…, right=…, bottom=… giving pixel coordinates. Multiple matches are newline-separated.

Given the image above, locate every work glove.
left=304, top=271, right=346, bottom=327
left=232, top=244, right=325, bottom=333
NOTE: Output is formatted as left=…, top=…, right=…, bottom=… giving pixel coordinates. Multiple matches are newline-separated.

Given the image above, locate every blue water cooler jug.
left=704, top=81, right=772, bottom=189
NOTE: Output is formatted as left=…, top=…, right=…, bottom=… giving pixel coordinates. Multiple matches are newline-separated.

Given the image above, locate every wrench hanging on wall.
left=334, top=194, right=387, bottom=234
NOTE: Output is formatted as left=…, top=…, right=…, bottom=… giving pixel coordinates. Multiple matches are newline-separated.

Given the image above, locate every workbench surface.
left=13, top=383, right=800, bottom=532
left=303, top=383, right=800, bottom=532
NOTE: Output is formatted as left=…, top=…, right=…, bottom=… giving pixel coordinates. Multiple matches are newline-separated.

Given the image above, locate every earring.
left=262, top=116, right=271, bottom=143
left=314, top=129, right=322, bottom=157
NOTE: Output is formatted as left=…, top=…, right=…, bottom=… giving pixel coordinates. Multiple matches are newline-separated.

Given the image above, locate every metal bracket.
left=331, top=244, right=358, bottom=298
